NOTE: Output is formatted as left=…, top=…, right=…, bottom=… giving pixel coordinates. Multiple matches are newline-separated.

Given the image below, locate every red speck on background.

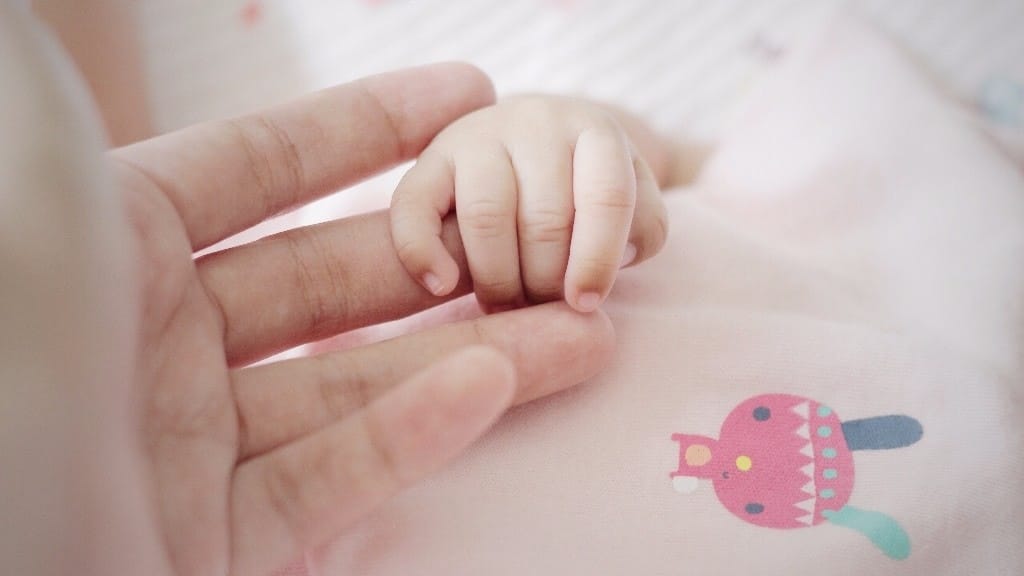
left=240, top=1, right=264, bottom=28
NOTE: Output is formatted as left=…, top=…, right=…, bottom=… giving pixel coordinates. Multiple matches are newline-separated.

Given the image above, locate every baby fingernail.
left=423, top=272, right=445, bottom=296
left=576, top=292, right=602, bottom=312
left=620, top=243, right=638, bottom=268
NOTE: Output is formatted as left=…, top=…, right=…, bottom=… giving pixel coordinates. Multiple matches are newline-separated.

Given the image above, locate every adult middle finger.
left=198, top=210, right=471, bottom=366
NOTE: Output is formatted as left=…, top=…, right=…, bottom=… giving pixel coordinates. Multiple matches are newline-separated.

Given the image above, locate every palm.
left=116, top=161, right=240, bottom=574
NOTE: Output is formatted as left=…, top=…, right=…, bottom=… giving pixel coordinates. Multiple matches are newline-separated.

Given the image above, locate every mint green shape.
left=823, top=468, right=838, bottom=479
left=822, top=506, right=911, bottom=560
left=822, top=447, right=837, bottom=458
left=817, top=405, right=833, bottom=417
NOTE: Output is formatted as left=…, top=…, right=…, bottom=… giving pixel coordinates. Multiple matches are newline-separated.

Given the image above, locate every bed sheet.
left=140, top=0, right=1024, bottom=239
left=143, top=0, right=1023, bottom=146
left=281, top=13, right=1024, bottom=576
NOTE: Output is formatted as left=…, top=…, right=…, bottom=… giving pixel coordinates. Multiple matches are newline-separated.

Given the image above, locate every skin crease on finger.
left=231, top=300, right=617, bottom=460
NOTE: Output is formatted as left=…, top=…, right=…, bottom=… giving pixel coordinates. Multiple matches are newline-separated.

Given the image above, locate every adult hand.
left=0, top=7, right=614, bottom=576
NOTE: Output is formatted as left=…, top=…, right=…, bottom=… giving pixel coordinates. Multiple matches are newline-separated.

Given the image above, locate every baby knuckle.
left=521, top=209, right=572, bottom=244
left=473, top=276, right=522, bottom=297
left=460, top=199, right=511, bottom=238
left=574, top=255, right=619, bottom=281
left=508, top=96, right=566, bottom=124
left=582, top=184, right=635, bottom=212
left=585, top=112, right=623, bottom=134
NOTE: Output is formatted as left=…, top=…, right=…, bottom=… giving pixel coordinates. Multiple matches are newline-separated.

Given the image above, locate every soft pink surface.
left=275, top=16, right=1023, bottom=576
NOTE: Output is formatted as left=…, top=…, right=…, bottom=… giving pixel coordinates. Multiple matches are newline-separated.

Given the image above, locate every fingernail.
left=620, top=243, right=638, bottom=268
left=423, top=272, right=445, bottom=296
left=576, top=292, right=602, bottom=312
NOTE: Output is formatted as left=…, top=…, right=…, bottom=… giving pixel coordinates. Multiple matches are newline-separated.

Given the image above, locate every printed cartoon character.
left=670, top=394, right=923, bottom=559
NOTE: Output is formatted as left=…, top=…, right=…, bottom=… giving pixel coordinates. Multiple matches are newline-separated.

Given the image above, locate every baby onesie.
left=293, top=17, right=1023, bottom=576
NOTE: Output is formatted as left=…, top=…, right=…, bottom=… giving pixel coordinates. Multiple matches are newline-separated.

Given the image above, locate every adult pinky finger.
left=228, top=346, right=516, bottom=576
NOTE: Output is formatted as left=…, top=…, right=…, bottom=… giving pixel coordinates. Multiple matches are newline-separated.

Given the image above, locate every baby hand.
left=390, top=95, right=668, bottom=313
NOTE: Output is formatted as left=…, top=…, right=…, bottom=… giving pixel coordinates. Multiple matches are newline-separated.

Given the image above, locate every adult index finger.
left=111, top=63, right=495, bottom=251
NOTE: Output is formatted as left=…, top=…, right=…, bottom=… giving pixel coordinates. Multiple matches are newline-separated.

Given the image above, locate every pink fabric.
left=275, top=16, right=1023, bottom=576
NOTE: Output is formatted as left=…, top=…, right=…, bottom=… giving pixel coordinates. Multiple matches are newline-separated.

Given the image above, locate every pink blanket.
left=279, top=16, right=1024, bottom=576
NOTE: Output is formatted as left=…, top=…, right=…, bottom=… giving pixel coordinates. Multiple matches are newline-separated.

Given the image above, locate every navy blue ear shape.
left=841, top=416, right=923, bottom=451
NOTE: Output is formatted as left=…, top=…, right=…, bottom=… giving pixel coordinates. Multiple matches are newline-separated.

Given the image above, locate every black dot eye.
left=722, top=471, right=730, bottom=479
left=745, top=503, right=765, bottom=515
left=753, top=406, right=771, bottom=421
